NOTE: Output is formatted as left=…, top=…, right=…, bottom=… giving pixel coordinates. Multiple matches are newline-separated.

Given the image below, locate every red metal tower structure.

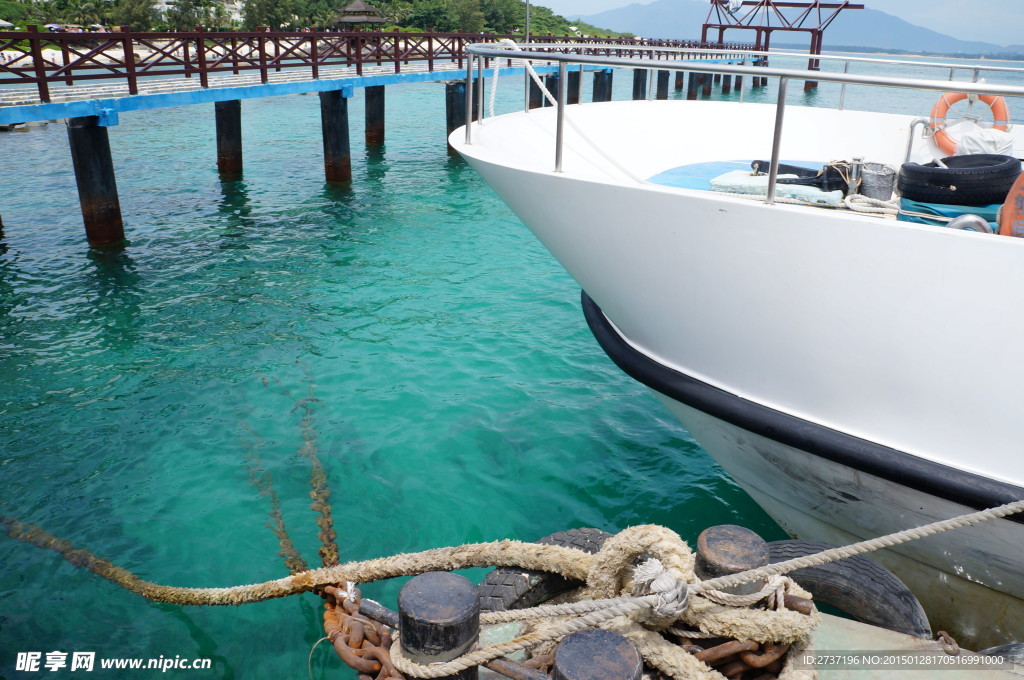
left=702, top=1, right=863, bottom=87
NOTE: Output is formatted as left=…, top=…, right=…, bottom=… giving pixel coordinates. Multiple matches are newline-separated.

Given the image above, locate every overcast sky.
left=541, top=0, right=1024, bottom=47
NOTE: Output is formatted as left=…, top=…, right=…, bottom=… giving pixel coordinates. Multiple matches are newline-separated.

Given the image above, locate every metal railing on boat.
left=461, top=43, right=1024, bottom=205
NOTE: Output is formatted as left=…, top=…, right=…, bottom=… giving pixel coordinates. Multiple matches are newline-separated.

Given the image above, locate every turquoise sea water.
left=1, top=55, right=1022, bottom=678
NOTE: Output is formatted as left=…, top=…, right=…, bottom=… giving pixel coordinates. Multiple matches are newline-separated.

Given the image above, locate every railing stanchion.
left=476, top=54, right=485, bottom=121
left=838, top=60, right=849, bottom=110
left=257, top=29, right=268, bottom=83
left=465, top=52, right=474, bottom=145
left=555, top=60, right=567, bottom=173
left=738, top=58, right=745, bottom=103
left=27, top=26, right=51, bottom=103
left=196, top=27, right=209, bottom=89
left=310, top=33, right=319, bottom=80
left=766, top=76, right=789, bottom=206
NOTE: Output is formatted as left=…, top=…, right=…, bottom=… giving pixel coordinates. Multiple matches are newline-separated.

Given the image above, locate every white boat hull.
left=454, top=99, right=1024, bottom=648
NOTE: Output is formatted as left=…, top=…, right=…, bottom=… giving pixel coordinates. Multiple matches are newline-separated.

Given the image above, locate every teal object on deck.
left=897, top=198, right=1001, bottom=230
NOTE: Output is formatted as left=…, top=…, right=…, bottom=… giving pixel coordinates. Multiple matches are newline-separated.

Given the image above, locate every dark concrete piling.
left=632, top=69, right=648, bottom=100
left=399, top=572, right=479, bottom=680
left=567, top=69, right=581, bottom=105
left=365, top=85, right=385, bottom=146
left=552, top=629, right=642, bottom=680
left=722, top=74, right=732, bottom=94
left=593, top=69, right=613, bottom=102
left=445, top=81, right=465, bottom=137
left=674, top=72, right=685, bottom=91
left=702, top=73, right=713, bottom=97
left=544, top=74, right=558, bottom=107
left=528, top=77, right=544, bottom=109
left=319, top=90, right=351, bottom=184
left=445, top=80, right=479, bottom=149
left=214, top=99, right=243, bottom=179
left=66, top=116, right=124, bottom=246
left=687, top=72, right=699, bottom=100
left=657, top=70, right=670, bottom=100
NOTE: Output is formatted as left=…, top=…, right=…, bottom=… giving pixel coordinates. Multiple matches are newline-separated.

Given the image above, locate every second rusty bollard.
left=695, top=524, right=770, bottom=595
left=553, top=628, right=642, bottom=680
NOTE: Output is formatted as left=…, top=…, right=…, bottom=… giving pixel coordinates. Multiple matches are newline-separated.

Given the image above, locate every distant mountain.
left=575, top=0, right=1023, bottom=57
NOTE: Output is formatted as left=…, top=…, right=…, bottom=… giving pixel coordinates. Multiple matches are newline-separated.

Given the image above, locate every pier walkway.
left=0, top=60, right=485, bottom=125
left=0, top=28, right=750, bottom=246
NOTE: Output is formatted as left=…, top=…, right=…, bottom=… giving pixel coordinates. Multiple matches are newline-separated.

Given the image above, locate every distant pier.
left=0, top=28, right=750, bottom=246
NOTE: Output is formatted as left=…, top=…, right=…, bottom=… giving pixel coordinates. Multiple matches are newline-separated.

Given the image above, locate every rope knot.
left=633, top=558, right=691, bottom=619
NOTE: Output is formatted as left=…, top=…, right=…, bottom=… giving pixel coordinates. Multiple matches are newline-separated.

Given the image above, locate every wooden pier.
left=0, top=28, right=750, bottom=246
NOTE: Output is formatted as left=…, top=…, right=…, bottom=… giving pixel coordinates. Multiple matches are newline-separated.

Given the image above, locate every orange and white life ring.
left=929, top=92, right=1010, bottom=155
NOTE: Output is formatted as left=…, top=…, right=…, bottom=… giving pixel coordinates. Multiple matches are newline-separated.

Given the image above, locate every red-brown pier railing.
left=0, top=27, right=751, bottom=103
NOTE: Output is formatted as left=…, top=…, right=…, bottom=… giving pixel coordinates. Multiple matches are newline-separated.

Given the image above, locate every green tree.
left=404, top=0, right=447, bottom=31
left=62, top=0, right=105, bottom=25
left=378, top=0, right=412, bottom=25
left=110, top=0, right=157, bottom=30
left=240, top=0, right=293, bottom=29
left=0, top=0, right=30, bottom=24
left=480, top=0, right=516, bottom=33
left=165, top=0, right=225, bottom=29
left=447, top=0, right=482, bottom=32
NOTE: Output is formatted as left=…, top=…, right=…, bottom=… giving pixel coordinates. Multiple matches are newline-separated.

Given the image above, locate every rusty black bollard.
left=399, top=571, right=480, bottom=680
left=552, top=628, right=642, bottom=680
left=695, top=525, right=769, bottom=595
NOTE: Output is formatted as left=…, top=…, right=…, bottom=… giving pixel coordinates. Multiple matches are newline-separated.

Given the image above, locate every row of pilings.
left=21, top=63, right=761, bottom=248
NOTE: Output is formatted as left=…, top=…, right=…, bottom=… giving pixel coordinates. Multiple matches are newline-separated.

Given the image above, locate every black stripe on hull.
left=581, top=290, right=1024, bottom=524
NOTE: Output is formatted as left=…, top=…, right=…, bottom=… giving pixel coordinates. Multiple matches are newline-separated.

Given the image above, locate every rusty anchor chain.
left=323, top=584, right=404, bottom=680
left=668, top=591, right=813, bottom=680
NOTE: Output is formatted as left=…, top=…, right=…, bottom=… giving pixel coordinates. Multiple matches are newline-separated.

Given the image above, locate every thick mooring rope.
left=3, top=500, right=1022, bottom=607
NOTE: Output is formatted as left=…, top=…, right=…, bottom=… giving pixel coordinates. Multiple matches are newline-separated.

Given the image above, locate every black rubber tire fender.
left=898, top=154, right=1022, bottom=206
left=768, top=539, right=932, bottom=639
left=478, top=528, right=612, bottom=612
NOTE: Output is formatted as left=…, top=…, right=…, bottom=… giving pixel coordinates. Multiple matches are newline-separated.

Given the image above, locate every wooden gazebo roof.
left=335, top=0, right=386, bottom=25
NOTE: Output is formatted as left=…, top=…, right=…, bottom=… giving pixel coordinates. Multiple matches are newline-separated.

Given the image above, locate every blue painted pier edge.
left=0, top=65, right=567, bottom=127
